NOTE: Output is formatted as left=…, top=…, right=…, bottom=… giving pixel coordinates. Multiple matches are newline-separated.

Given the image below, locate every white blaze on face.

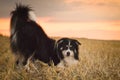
left=62, top=49, right=74, bottom=57
left=28, top=11, right=37, bottom=21
left=62, top=41, right=74, bottom=57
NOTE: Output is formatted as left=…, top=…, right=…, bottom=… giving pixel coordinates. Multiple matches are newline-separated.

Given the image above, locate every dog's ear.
left=54, top=39, right=63, bottom=50
left=54, top=39, right=64, bottom=60
left=55, top=39, right=63, bottom=49
left=57, top=39, right=64, bottom=45
left=74, top=40, right=81, bottom=45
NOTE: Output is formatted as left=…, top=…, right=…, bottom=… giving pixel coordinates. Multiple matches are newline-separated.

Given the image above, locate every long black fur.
left=10, top=4, right=59, bottom=66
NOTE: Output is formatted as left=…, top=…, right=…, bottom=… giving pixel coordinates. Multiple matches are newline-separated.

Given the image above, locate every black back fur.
left=10, top=4, right=59, bottom=66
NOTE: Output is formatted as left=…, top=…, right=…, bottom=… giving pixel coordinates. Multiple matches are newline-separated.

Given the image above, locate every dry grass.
left=0, top=35, right=120, bottom=80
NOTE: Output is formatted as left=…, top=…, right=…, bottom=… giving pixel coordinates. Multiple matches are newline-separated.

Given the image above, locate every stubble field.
left=0, top=35, right=120, bottom=80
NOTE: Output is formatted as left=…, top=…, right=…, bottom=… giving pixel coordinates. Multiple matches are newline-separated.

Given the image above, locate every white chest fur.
left=57, top=57, right=79, bottom=68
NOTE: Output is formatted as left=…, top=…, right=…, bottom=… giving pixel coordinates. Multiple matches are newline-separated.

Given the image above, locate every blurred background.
left=0, top=0, right=120, bottom=40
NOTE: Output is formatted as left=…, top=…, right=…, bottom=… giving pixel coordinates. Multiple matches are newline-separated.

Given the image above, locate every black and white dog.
left=56, top=38, right=81, bottom=68
left=10, top=4, right=81, bottom=70
left=10, top=4, right=59, bottom=70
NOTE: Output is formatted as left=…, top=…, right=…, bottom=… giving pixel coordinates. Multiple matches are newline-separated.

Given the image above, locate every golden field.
left=0, top=34, right=120, bottom=80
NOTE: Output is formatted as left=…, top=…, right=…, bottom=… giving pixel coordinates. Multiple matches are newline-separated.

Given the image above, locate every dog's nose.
left=67, top=52, right=70, bottom=56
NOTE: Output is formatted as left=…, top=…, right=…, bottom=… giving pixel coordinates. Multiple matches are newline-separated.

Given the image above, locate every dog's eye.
left=70, top=47, right=74, bottom=50
left=64, top=46, right=68, bottom=50
left=61, top=46, right=68, bottom=50
left=60, top=47, right=63, bottom=50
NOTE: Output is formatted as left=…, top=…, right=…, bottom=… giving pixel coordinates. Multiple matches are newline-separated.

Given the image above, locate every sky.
left=0, top=0, right=120, bottom=40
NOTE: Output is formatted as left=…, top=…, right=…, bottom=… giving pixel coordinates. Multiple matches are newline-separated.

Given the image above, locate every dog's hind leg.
left=13, top=54, right=27, bottom=72
left=14, top=52, right=24, bottom=69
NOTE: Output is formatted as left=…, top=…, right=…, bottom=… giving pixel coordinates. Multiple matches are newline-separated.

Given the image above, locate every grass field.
left=0, top=34, right=120, bottom=80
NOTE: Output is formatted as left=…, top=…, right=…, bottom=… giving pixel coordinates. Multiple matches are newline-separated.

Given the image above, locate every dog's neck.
left=63, top=57, right=78, bottom=66
left=57, top=57, right=79, bottom=68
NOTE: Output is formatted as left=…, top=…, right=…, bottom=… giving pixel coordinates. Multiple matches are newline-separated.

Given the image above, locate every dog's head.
left=56, top=38, right=81, bottom=60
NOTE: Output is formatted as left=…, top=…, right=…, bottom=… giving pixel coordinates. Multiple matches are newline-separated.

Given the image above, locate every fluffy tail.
left=10, top=4, right=37, bottom=53
left=10, top=4, right=36, bottom=34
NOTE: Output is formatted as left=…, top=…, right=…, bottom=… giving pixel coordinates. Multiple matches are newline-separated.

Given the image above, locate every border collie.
left=10, top=4, right=59, bottom=70
left=56, top=38, right=81, bottom=68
